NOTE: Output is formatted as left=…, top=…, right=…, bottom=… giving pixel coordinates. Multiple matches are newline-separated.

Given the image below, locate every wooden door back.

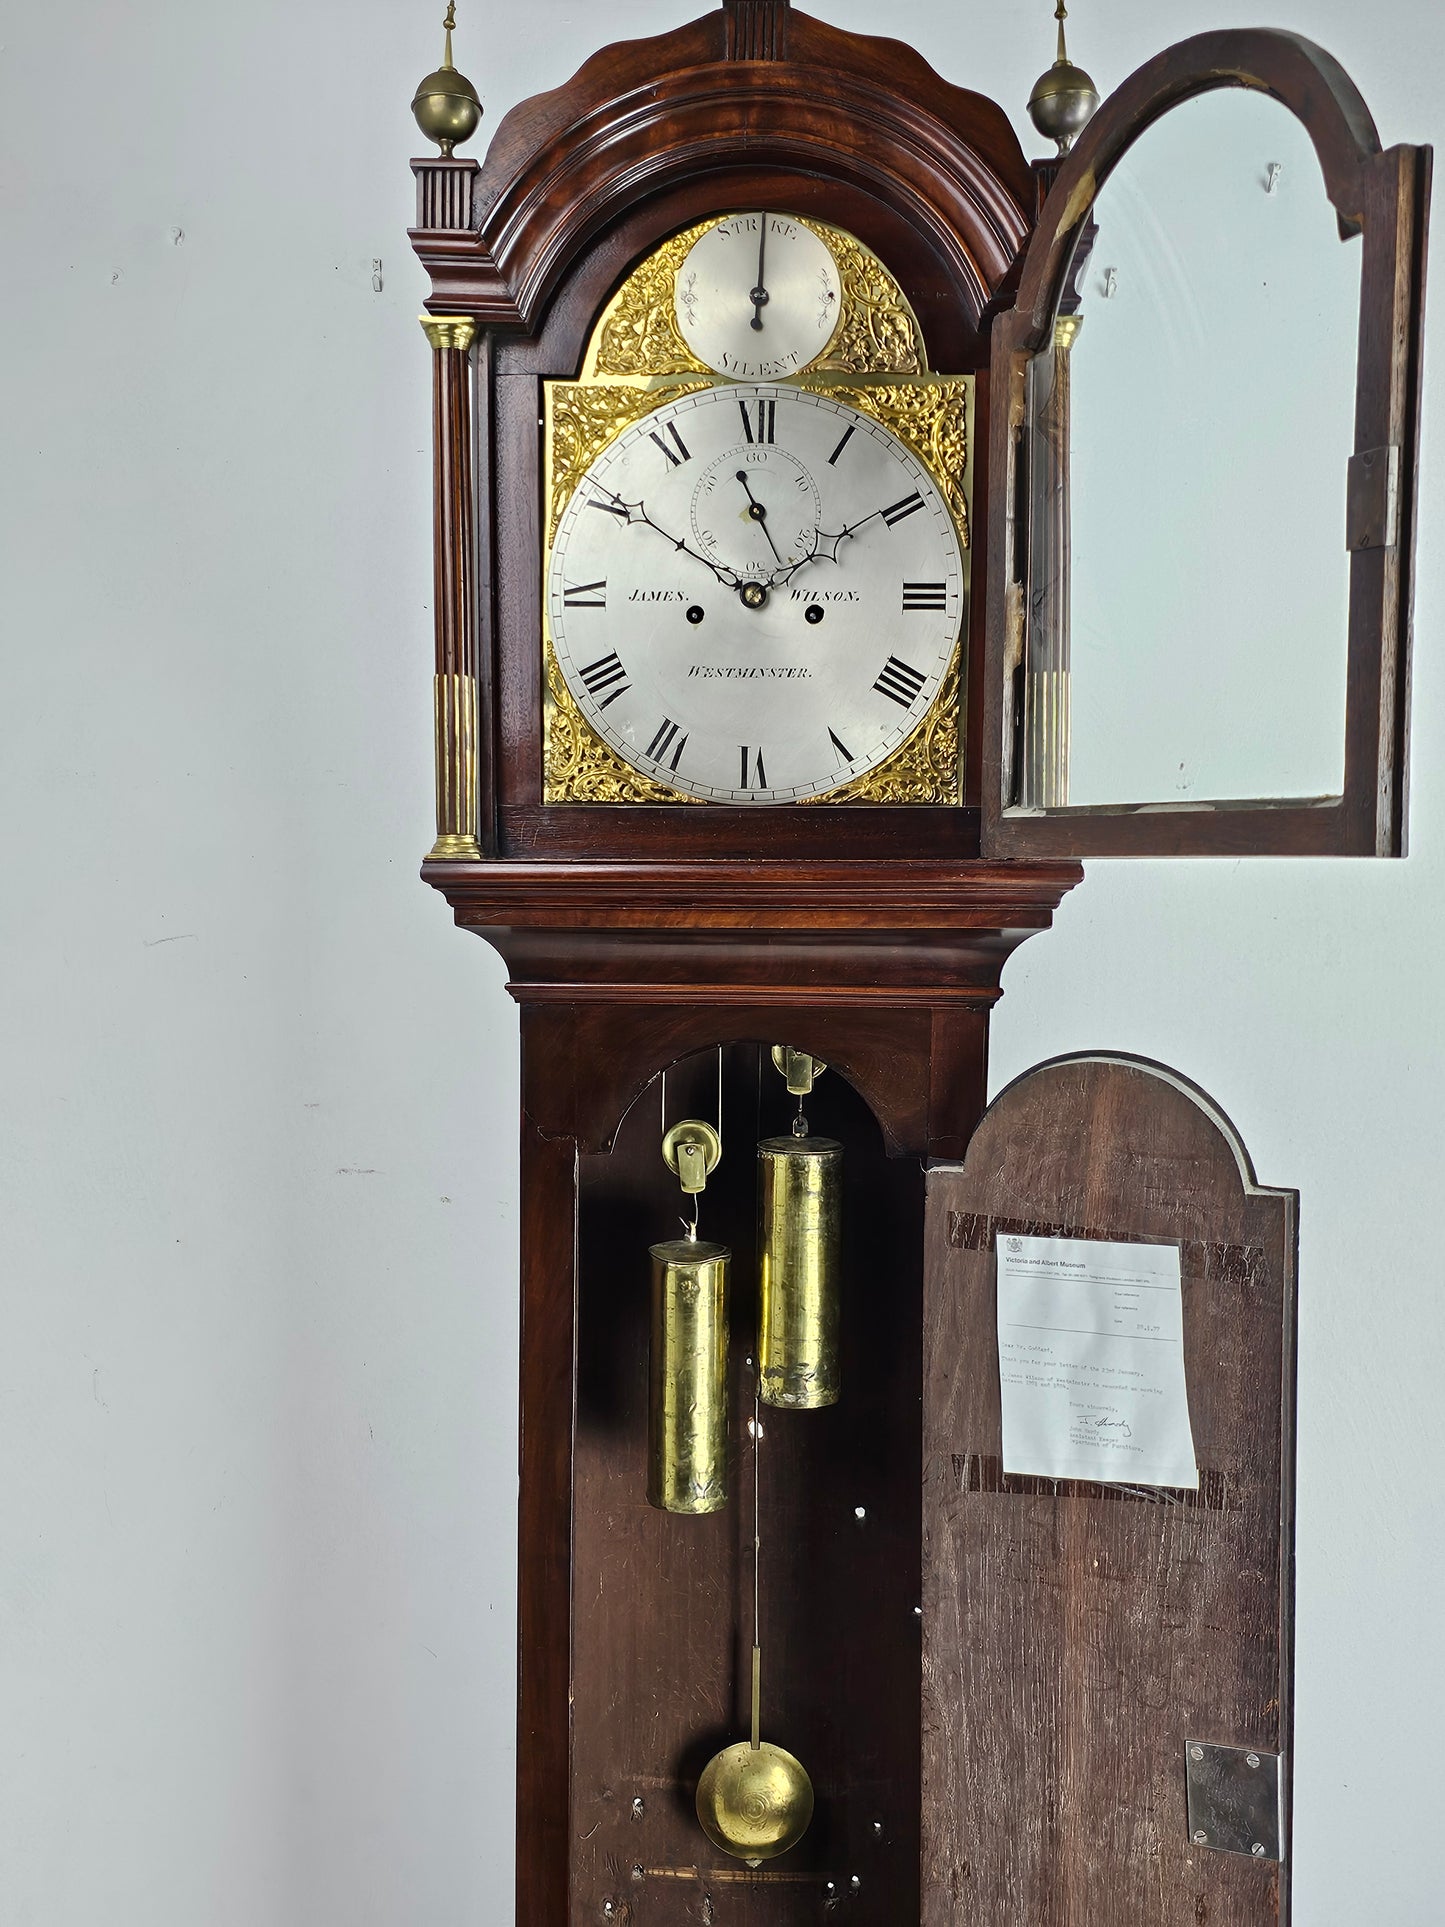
left=922, top=1054, right=1297, bottom=1925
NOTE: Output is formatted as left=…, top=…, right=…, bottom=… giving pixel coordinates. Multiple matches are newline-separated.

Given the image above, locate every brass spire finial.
left=1028, top=0, right=1101, bottom=157
left=412, top=2, right=482, bottom=158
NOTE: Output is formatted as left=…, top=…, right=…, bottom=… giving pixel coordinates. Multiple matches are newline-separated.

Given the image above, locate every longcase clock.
left=404, top=4, right=1429, bottom=1921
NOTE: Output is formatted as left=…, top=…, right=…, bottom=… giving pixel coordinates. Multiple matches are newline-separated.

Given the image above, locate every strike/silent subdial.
left=674, top=213, right=842, bottom=380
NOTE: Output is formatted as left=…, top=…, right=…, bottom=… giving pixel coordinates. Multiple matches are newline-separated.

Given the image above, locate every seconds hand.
left=734, top=471, right=785, bottom=567
left=750, top=215, right=769, bottom=333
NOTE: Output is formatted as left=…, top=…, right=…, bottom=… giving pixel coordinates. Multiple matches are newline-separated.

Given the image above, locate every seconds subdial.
left=691, top=444, right=821, bottom=584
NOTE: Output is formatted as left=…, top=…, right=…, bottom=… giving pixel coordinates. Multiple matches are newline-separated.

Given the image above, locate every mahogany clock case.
left=402, top=5, right=1428, bottom=1925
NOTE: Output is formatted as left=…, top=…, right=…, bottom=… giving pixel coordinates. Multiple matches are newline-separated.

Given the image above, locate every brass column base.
left=426, top=833, right=483, bottom=861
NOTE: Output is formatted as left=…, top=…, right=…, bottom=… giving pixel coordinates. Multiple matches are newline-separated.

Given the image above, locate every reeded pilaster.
left=421, top=313, right=482, bottom=860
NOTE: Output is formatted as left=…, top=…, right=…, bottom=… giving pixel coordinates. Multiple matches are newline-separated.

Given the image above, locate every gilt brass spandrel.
left=807, top=643, right=963, bottom=806
left=544, top=380, right=713, bottom=551
left=757, top=1137, right=843, bottom=1411
left=543, top=632, right=703, bottom=804
left=805, top=375, right=972, bottom=547
left=587, top=227, right=709, bottom=383
left=648, top=1239, right=731, bottom=1515
left=812, top=225, right=925, bottom=377
left=793, top=374, right=973, bottom=807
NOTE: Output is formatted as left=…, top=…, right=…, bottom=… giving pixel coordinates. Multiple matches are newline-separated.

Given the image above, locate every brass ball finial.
left=1027, top=2, right=1100, bottom=156
left=412, top=2, right=482, bottom=158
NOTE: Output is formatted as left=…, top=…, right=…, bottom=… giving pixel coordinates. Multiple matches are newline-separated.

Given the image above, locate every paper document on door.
left=996, top=1234, right=1198, bottom=1488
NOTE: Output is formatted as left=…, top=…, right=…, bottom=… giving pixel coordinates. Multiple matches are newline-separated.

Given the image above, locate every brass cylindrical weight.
left=757, top=1137, right=843, bottom=1409
left=648, top=1239, right=731, bottom=1514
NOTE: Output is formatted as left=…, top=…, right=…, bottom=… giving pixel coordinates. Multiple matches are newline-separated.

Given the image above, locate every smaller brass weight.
left=758, top=1049, right=842, bottom=1410
left=649, top=1120, right=728, bottom=1515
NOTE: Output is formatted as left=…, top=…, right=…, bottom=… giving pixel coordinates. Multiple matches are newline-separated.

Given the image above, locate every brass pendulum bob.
left=695, top=1383, right=814, bottom=1863
left=758, top=1048, right=842, bottom=1410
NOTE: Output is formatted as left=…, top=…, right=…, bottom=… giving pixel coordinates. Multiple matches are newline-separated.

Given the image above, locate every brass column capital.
left=420, top=313, right=478, bottom=352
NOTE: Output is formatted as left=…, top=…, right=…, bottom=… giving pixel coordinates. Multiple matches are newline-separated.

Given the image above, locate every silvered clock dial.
left=546, top=384, right=963, bottom=804
left=674, top=214, right=843, bottom=380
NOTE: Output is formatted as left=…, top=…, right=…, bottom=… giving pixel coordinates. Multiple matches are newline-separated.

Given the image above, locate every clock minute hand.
left=596, top=487, right=739, bottom=586
left=750, top=215, right=769, bottom=332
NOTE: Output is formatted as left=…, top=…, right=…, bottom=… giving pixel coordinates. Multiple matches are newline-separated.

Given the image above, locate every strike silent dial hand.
left=749, top=216, right=769, bottom=332
left=593, top=486, right=740, bottom=586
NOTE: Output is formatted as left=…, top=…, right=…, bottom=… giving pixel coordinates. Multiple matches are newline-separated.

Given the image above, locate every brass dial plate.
left=542, top=215, right=972, bottom=807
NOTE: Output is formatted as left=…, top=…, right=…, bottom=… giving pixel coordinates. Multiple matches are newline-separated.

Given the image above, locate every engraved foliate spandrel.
left=815, top=230, right=927, bottom=376
left=807, top=379, right=971, bottom=547
left=589, top=227, right=710, bottom=381
left=543, top=637, right=696, bottom=802
left=805, top=648, right=962, bottom=804
left=546, top=381, right=712, bottom=546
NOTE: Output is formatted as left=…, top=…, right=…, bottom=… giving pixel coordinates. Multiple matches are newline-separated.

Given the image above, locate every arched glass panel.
left=1018, top=87, right=1362, bottom=810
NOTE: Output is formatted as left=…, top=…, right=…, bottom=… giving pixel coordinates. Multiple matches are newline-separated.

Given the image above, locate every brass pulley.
left=661, top=1118, right=722, bottom=1195
left=769, top=1044, right=826, bottom=1095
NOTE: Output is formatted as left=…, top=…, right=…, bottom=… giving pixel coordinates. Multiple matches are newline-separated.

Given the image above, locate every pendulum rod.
left=751, top=1372, right=763, bottom=1749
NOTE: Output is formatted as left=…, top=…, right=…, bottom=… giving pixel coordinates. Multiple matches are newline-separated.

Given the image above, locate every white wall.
left=1, top=2, right=1439, bottom=1921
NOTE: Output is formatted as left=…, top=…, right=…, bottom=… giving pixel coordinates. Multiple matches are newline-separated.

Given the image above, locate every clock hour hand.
left=733, top=470, right=785, bottom=566
left=593, top=486, right=739, bottom=586
left=750, top=215, right=769, bottom=332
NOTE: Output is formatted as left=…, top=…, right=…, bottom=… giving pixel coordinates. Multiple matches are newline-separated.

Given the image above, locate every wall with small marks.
left=0, top=2, right=1439, bottom=1923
